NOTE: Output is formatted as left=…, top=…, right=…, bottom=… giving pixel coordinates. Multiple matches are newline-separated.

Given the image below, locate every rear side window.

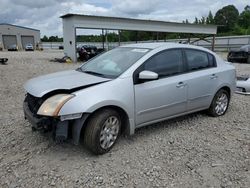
left=185, top=49, right=215, bottom=71
left=208, top=53, right=216, bottom=67
left=143, top=49, right=183, bottom=77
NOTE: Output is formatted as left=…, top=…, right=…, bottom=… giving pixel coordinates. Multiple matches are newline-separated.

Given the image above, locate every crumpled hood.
left=24, top=70, right=111, bottom=97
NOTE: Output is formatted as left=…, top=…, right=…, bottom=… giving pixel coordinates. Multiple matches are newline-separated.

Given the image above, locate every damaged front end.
left=23, top=93, right=89, bottom=144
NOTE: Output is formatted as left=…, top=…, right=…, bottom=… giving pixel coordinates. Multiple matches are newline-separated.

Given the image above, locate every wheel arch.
left=208, top=85, right=232, bottom=108
left=82, top=105, right=133, bottom=137
left=219, top=86, right=231, bottom=99
left=207, top=85, right=231, bottom=117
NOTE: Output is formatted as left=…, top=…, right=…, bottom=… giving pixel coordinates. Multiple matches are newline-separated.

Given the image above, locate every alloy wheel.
left=215, top=93, right=228, bottom=115
left=100, top=116, right=120, bottom=149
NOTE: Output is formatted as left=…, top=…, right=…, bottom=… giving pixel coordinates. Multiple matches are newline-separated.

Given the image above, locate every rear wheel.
left=84, top=109, right=121, bottom=155
left=207, top=89, right=230, bottom=117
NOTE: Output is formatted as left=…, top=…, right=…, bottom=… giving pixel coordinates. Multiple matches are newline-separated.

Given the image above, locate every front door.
left=134, top=49, right=187, bottom=125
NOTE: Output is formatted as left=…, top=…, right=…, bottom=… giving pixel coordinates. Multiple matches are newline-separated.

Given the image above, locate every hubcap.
left=215, top=93, right=228, bottom=115
left=100, top=116, right=120, bottom=149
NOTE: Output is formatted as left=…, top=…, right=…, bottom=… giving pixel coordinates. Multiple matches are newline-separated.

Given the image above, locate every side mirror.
left=139, top=70, right=158, bottom=80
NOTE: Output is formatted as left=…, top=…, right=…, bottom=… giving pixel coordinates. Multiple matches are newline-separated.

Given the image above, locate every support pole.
left=156, top=32, right=159, bottom=42
left=187, top=34, right=191, bottom=44
left=105, top=29, right=108, bottom=50
left=136, top=31, right=138, bottom=43
left=212, top=35, right=215, bottom=51
left=102, top=29, right=105, bottom=50
left=118, top=30, right=121, bottom=46
left=62, top=20, right=76, bottom=62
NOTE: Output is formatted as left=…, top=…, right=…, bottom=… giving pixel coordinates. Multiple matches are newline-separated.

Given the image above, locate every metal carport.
left=61, top=14, right=217, bottom=62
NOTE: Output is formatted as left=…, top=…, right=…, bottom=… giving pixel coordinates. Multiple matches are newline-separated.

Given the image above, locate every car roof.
left=121, top=42, right=210, bottom=51
left=240, top=45, right=250, bottom=49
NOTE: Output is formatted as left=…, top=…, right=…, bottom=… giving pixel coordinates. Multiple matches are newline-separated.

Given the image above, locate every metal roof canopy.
left=61, top=14, right=217, bottom=62
left=0, top=23, right=40, bottom=31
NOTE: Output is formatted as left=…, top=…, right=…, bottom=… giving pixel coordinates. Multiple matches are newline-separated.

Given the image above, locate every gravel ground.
left=0, top=50, right=250, bottom=188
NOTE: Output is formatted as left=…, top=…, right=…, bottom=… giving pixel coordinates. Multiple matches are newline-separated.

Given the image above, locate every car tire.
left=84, top=109, right=121, bottom=155
left=207, top=89, right=230, bottom=117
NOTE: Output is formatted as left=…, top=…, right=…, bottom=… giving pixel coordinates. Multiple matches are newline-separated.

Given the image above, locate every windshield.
left=79, top=47, right=150, bottom=78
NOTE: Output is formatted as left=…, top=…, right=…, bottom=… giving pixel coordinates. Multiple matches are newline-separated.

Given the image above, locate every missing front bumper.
left=23, top=101, right=89, bottom=145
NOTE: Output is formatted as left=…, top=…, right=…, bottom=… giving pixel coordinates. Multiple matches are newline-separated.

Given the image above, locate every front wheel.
left=207, top=89, right=230, bottom=117
left=84, top=109, right=121, bottom=155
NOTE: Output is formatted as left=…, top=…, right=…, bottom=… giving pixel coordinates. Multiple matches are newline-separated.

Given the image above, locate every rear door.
left=134, top=49, right=188, bottom=125
left=183, top=49, right=218, bottom=111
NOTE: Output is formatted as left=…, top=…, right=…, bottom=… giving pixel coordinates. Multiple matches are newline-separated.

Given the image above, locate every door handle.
left=176, top=82, right=186, bottom=88
left=210, top=74, right=218, bottom=79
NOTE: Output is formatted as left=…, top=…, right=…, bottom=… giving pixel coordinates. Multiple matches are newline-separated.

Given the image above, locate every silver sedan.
left=23, top=43, right=236, bottom=154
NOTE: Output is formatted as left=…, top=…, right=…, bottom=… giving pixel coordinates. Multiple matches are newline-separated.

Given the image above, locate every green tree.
left=214, top=5, right=239, bottom=33
left=41, top=35, right=49, bottom=42
left=201, top=16, right=206, bottom=24
left=238, top=5, right=250, bottom=29
left=207, top=11, right=214, bottom=24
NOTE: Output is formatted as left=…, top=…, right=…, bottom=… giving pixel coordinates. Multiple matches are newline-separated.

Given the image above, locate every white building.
left=0, top=23, right=40, bottom=50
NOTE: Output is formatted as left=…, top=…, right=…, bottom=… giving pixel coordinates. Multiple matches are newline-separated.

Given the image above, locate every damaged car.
left=227, top=45, right=250, bottom=64
left=236, top=75, right=250, bottom=95
left=23, top=43, right=236, bottom=154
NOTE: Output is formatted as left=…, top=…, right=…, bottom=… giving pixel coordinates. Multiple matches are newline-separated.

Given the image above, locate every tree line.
left=41, top=4, right=250, bottom=43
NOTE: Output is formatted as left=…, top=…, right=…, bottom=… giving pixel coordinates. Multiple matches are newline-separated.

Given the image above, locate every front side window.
left=143, top=49, right=183, bottom=77
left=185, top=49, right=215, bottom=71
left=80, top=47, right=150, bottom=78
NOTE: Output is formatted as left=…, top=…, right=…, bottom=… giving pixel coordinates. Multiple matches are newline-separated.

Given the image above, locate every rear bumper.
left=228, top=57, right=247, bottom=62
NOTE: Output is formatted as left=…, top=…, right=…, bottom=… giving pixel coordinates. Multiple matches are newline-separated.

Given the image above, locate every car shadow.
left=38, top=111, right=208, bottom=158
left=132, top=111, right=206, bottom=135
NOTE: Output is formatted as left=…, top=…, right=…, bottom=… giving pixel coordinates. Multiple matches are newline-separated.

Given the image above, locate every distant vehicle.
left=227, top=45, right=250, bottom=64
left=236, top=75, right=250, bottom=95
left=23, top=43, right=236, bottom=155
left=59, top=45, right=64, bottom=50
left=77, top=45, right=99, bottom=61
left=8, top=44, right=18, bottom=51
left=25, top=43, right=34, bottom=51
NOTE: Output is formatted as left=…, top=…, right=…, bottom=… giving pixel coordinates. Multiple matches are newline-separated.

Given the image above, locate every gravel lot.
left=0, top=50, right=250, bottom=188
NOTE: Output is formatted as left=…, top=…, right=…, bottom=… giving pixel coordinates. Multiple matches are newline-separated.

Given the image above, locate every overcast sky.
left=0, top=0, right=248, bottom=37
